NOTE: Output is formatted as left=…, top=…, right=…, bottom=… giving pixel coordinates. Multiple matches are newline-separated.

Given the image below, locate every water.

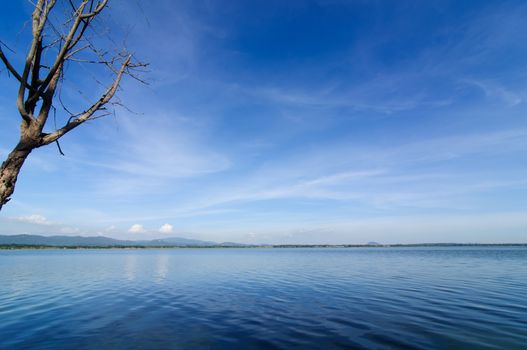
left=1, top=248, right=526, bottom=349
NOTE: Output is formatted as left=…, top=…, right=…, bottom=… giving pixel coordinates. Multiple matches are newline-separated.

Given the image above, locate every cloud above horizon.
left=128, top=224, right=145, bottom=234
left=159, top=224, right=174, bottom=234
left=15, top=214, right=52, bottom=226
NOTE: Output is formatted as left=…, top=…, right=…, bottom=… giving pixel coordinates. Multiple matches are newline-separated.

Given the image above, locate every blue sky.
left=1, top=0, right=526, bottom=243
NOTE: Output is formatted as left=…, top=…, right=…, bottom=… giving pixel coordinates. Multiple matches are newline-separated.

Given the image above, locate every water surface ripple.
left=1, top=247, right=526, bottom=349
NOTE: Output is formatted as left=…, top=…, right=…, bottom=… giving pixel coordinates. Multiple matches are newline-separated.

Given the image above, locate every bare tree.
left=0, top=0, right=146, bottom=210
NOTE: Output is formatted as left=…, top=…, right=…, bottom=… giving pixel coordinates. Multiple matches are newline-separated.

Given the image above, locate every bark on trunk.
left=0, top=146, right=32, bottom=210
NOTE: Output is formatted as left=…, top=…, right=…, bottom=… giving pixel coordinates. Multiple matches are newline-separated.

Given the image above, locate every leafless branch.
left=40, top=54, right=131, bottom=145
left=0, top=45, right=24, bottom=84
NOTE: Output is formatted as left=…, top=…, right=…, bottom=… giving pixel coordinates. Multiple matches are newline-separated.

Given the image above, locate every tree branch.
left=80, top=0, right=109, bottom=19
left=17, top=0, right=57, bottom=123
left=0, top=45, right=23, bottom=83
left=36, top=0, right=88, bottom=95
left=36, top=62, right=62, bottom=125
left=39, top=55, right=131, bottom=146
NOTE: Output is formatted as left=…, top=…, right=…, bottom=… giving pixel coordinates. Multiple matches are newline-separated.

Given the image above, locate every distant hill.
left=0, top=234, right=229, bottom=247
left=140, top=237, right=217, bottom=246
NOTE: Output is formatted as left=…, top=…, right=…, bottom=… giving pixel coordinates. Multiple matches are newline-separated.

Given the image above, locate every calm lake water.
left=1, top=247, right=526, bottom=349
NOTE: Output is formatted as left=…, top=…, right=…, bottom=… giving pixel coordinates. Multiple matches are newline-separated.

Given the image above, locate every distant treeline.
left=0, top=244, right=246, bottom=250
left=1, top=243, right=526, bottom=250
left=270, top=243, right=527, bottom=248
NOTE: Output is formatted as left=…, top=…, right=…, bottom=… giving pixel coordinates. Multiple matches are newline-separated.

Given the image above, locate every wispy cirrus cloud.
left=74, top=126, right=524, bottom=230
left=462, top=79, right=524, bottom=107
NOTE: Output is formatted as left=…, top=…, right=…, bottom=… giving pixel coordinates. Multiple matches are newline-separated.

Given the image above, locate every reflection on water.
left=1, top=248, right=527, bottom=349
left=155, top=254, right=169, bottom=283
left=124, top=253, right=137, bottom=281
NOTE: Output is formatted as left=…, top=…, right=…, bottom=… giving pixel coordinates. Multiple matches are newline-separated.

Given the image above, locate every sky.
left=0, top=0, right=526, bottom=244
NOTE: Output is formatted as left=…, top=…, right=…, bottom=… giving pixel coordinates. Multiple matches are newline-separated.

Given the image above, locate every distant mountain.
left=141, top=237, right=217, bottom=246
left=0, top=234, right=228, bottom=247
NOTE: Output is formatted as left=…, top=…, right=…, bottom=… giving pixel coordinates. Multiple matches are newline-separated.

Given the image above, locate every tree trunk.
left=0, top=146, right=33, bottom=210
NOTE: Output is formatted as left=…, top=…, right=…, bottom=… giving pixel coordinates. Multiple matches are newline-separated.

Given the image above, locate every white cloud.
left=15, top=214, right=51, bottom=225
left=159, top=223, right=173, bottom=234
left=128, top=224, right=145, bottom=233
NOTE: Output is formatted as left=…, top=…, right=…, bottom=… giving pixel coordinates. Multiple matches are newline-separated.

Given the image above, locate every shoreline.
left=1, top=243, right=526, bottom=250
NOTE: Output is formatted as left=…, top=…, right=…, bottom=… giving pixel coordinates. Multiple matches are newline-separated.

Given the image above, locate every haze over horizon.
left=1, top=1, right=526, bottom=244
